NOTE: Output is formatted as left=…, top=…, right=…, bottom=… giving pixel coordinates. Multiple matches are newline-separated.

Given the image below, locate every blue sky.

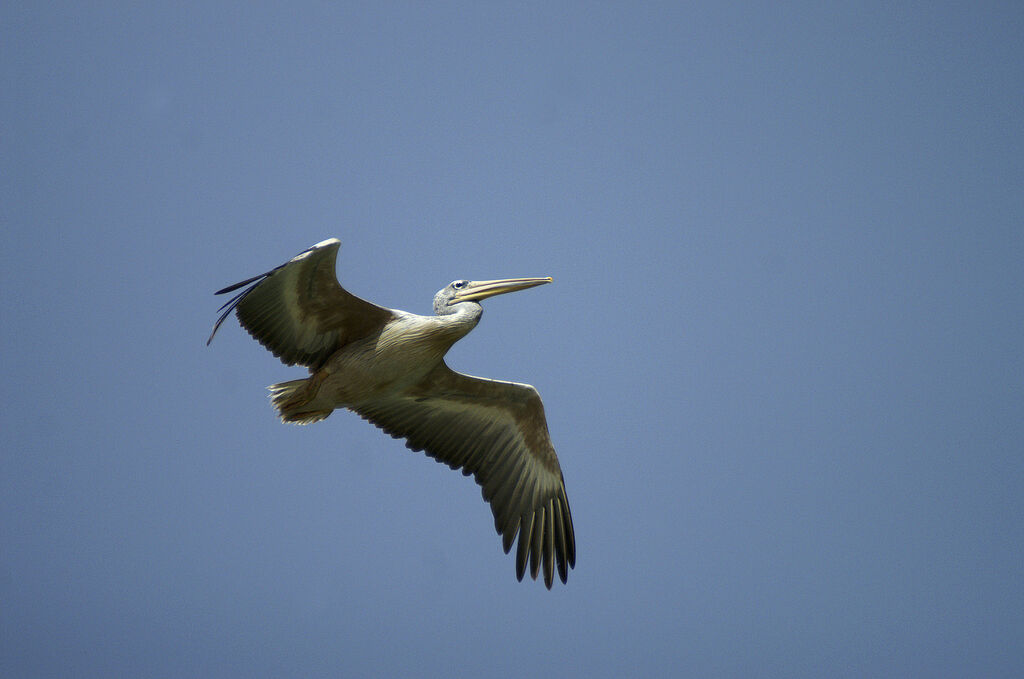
left=2, top=2, right=1022, bottom=677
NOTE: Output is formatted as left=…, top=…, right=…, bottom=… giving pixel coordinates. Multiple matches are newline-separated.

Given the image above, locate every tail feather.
left=268, top=378, right=332, bottom=425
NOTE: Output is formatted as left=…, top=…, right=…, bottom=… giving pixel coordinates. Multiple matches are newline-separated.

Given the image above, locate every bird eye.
left=452, top=280, right=467, bottom=289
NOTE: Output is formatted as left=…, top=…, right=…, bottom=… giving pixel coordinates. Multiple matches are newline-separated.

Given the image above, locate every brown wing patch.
left=351, top=362, right=575, bottom=587
left=209, top=240, right=394, bottom=369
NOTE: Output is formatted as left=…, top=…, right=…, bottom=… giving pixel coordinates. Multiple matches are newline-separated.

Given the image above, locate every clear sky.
left=2, top=2, right=1022, bottom=677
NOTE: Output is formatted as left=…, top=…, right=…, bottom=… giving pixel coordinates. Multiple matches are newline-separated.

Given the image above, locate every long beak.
left=449, top=277, right=552, bottom=304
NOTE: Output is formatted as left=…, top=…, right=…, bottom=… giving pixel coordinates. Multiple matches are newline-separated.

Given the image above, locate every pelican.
left=207, top=238, right=575, bottom=587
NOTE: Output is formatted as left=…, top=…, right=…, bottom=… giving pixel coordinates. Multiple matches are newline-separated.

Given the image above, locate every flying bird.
left=207, top=238, right=575, bottom=587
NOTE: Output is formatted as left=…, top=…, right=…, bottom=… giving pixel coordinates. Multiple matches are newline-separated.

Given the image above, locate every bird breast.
left=322, top=313, right=458, bottom=402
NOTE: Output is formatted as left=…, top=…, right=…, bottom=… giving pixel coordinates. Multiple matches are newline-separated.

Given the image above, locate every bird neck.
left=438, top=301, right=483, bottom=342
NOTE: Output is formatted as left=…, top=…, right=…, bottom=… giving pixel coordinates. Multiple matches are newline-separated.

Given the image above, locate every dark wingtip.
left=206, top=301, right=237, bottom=346
left=207, top=270, right=275, bottom=346
left=515, top=513, right=532, bottom=582
left=214, top=272, right=268, bottom=295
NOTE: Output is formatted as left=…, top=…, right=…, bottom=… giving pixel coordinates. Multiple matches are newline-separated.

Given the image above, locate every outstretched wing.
left=351, top=362, right=576, bottom=588
left=207, top=238, right=395, bottom=369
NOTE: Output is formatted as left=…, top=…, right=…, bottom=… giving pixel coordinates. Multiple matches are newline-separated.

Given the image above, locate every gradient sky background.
left=3, top=3, right=1022, bottom=677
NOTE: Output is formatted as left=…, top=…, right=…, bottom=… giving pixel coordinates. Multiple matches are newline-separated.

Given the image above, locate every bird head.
left=433, top=277, right=552, bottom=315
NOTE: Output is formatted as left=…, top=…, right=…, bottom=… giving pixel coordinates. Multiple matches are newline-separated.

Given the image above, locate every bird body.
left=270, top=310, right=468, bottom=423
left=208, top=238, right=575, bottom=587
